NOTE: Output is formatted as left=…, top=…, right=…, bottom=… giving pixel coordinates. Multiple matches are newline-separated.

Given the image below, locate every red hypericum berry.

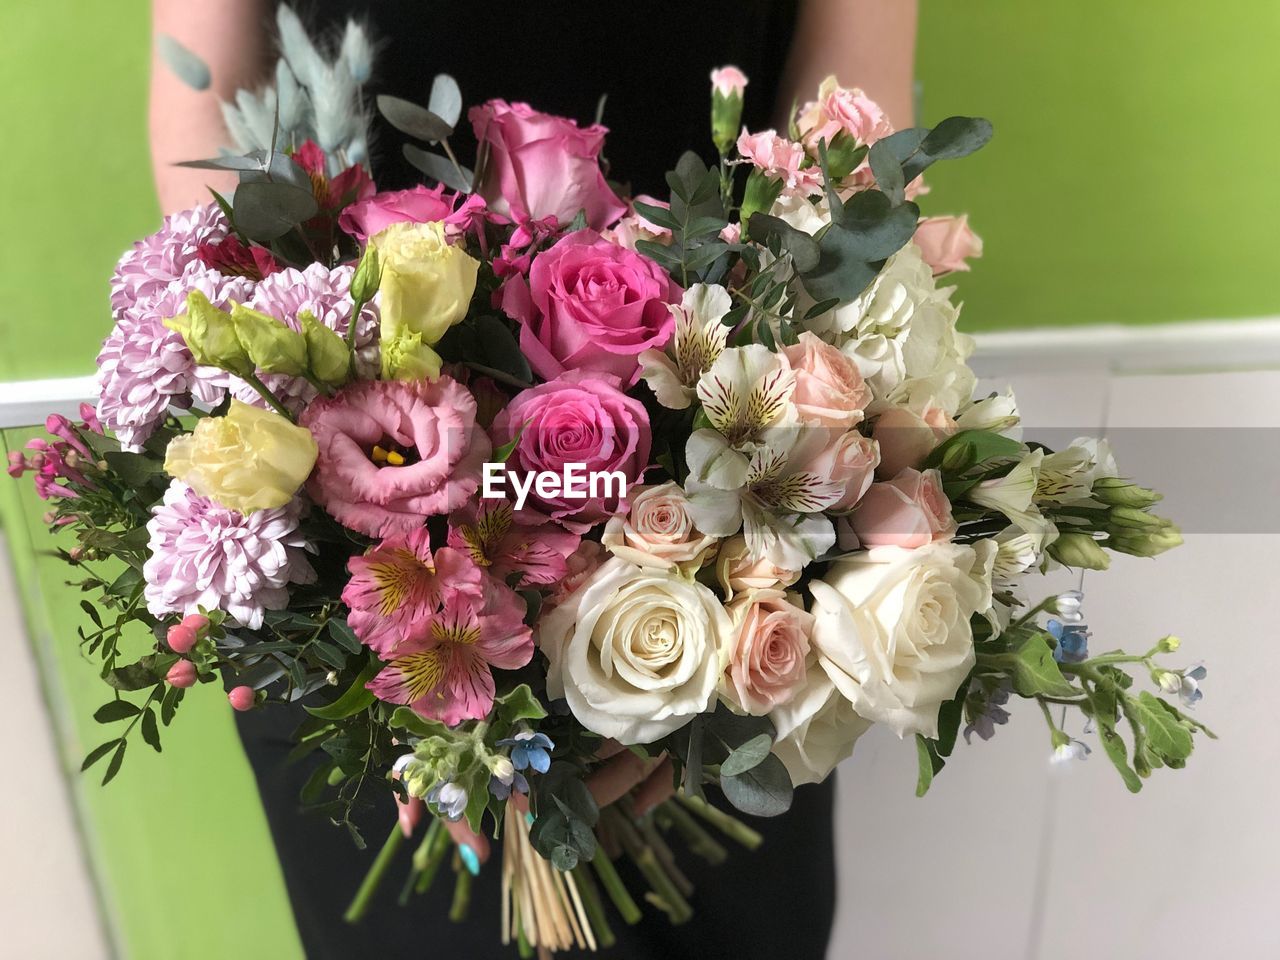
left=181, top=613, right=210, bottom=633
left=166, top=660, right=197, bottom=688
left=167, top=623, right=198, bottom=654
left=227, top=685, right=256, bottom=712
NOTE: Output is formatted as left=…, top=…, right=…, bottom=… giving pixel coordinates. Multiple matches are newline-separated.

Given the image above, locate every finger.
left=445, top=817, right=491, bottom=870
left=632, top=755, right=675, bottom=817
left=586, top=750, right=665, bottom=808
left=595, top=738, right=627, bottom=760
left=396, top=795, right=424, bottom=838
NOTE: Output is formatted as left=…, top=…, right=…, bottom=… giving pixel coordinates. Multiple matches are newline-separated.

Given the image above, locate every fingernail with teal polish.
left=459, top=843, right=480, bottom=876
left=525, top=812, right=535, bottom=826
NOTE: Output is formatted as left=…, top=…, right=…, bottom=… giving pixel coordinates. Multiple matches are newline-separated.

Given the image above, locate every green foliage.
left=636, top=152, right=730, bottom=287
left=530, top=762, right=599, bottom=871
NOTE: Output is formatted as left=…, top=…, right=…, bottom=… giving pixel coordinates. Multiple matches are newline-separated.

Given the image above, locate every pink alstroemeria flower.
left=447, top=499, right=580, bottom=586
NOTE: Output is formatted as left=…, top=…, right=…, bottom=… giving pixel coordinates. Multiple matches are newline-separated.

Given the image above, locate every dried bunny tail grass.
left=339, top=21, right=374, bottom=85
left=275, top=4, right=327, bottom=90
left=502, top=804, right=596, bottom=954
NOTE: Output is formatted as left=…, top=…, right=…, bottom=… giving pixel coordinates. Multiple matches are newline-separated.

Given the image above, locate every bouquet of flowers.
left=12, top=7, right=1211, bottom=954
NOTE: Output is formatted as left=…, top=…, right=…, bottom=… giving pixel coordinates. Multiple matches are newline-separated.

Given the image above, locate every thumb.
left=445, top=817, right=490, bottom=871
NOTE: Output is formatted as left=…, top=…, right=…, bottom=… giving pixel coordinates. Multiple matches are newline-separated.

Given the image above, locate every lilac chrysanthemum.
left=143, top=481, right=317, bottom=630
left=110, top=203, right=228, bottom=319
left=224, top=263, right=381, bottom=412
left=96, top=271, right=255, bottom=449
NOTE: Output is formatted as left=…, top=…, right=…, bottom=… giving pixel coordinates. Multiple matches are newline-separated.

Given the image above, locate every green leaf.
left=102, top=740, right=127, bottom=785
left=377, top=94, right=454, bottom=142
left=81, top=739, right=122, bottom=772
left=519, top=588, right=543, bottom=627
left=155, top=34, right=211, bottom=91
left=880, top=117, right=994, bottom=183
left=326, top=618, right=363, bottom=655
left=232, top=180, right=318, bottom=242
left=140, top=708, right=162, bottom=753
left=632, top=201, right=678, bottom=231
left=915, top=735, right=945, bottom=797
left=427, top=74, right=462, bottom=129
left=306, top=658, right=381, bottom=720
left=746, top=213, right=820, bottom=272
left=94, top=700, right=142, bottom=723
left=403, top=143, right=473, bottom=192
left=720, top=752, right=793, bottom=816
left=473, top=315, right=533, bottom=383
left=924, top=429, right=1024, bottom=473
left=1088, top=686, right=1142, bottom=793
left=103, top=451, right=165, bottom=486
left=1007, top=633, right=1079, bottom=699
left=868, top=139, right=905, bottom=204
left=494, top=684, right=548, bottom=726
left=388, top=707, right=452, bottom=740
left=720, top=733, right=773, bottom=777
left=934, top=680, right=969, bottom=759
left=1131, top=692, right=1195, bottom=762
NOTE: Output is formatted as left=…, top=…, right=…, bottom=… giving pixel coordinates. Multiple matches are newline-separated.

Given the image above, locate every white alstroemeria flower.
left=968, top=449, right=1055, bottom=537
left=990, top=525, right=1045, bottom=582
left=685, top=344, right=796, bottom=489
left=687, top=430, right=840, bottom=569
left=956, top=388, right=1021, bottom=437
left=639, top=283, right=732, bottom=410
left=1037, top=445, right=1105, bottom=505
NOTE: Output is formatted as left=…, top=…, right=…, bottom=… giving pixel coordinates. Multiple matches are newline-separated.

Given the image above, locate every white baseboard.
left=3, top=317, right=1280, bottom=429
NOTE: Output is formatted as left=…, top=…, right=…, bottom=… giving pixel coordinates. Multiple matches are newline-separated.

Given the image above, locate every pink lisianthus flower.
left=447, top=500, right=581, bottom=587
left=342, top=529, right=483, bottom=656
left=500, top=229, right=680, bottom=385
left=359, top=546, right=534, bottom=726
left=736, top=129, right=822, bottom=195
left=338, top=183, right=487, bottom=244
left=490, top=372, right=651, bottom=531
left=300, top=378, right=493, bottom=538
left=470, top=99, right=627, bottom=229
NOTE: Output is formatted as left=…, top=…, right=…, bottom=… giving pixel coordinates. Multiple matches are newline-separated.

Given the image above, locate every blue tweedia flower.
left=426, top=781, right=468, bottom=821
left=489, top=770, right=530, bottom=800
left=964, top=680, right=1012, bottom=744
left=1180, top=664, right=1207, bottom=707
left=1048, top=618, right=1090, bottom=663
left=498, top=731, right=554, bottom=773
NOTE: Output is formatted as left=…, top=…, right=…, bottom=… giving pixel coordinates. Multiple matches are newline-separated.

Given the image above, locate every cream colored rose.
left=715, top=534, right=801, bottom=600
left=719, top=589, right=812, bottom=715
left=164, top=400, right=317, bottom=514
left=769, top=668, right=872, bottom=786
left=809, top=541, right=996, bottom=738
left=601, top=482, right=718, bottom=573
left=372, top=220, right=479, bottom=379
left=540, top=559, right=728, bottom=743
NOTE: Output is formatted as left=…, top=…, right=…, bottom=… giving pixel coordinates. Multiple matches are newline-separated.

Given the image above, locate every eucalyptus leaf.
left=720, top=733, right=773, bottom=777
left=868, top=139, right=906, bottom=204
left=232, top=180, right=318, bottom=242
left=720, top=752, right=793, bottom=817
left=156, top=34, right=211, bottom=91
left=473, top=315, right=532, bottom=383
left=428, top=74, right=462, bottom=129
left=377, top=94, right=454, bottom=142
left=747, top=213, right=821, bottom=272
left=403, top=144, right=473, bottom=193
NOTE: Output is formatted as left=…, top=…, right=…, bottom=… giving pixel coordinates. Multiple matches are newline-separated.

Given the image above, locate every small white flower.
left=1051, top=739, right=1091, bottom=764
left=956, top=388, right=1021, bottom=436
left=969, top=449, right=1055, bottom=538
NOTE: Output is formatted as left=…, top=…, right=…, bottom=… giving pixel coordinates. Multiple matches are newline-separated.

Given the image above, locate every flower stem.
left=343, top=821, right=405, bottom=923
left=606, top=807, right=693, bottom=925
left=461, top=361, right=532, bottom=390
left=590, top=848, right=642, bottom=925
left=448, top=861, right=473, bottom=922
left=676, top=793, right=763, bottom=850
left=571, top=864, right=617, bottom=949
left=240, top=372, right=295, bottom=421
left=656, top=799, right=728, bottom=865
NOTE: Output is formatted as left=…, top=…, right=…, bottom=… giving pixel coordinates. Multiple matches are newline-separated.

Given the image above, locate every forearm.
left=149, top=0, right=271, bottom=214
left=777, top=0, right=919, bottom=129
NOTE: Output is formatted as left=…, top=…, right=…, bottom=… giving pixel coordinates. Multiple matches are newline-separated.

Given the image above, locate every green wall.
left=1, top=1, right=1277, bottom=957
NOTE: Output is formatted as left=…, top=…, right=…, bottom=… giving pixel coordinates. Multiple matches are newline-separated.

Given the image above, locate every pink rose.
left=802, top=429, right=880, bottom=512
left=913, top=215, right=983, bottom=276
left=721, top=589, right=813, bottom=714
left=715, top=534, right=801, bottom=601
left=873, top=403, right=957, bottom=478
left=601, top=481, right=718, bottom=572
left=500, top=229, right=680, bottom=385
left=469, top=99, right=627, bottom=229
left=852, top=467, right=956, bottom=550
left=603, top=195, right=673, bottom=251
left=548, top=540, right=606, bottom=607
left=782, top=332, right=871, bottom=429
left=490, top=371, right=651, bottom=530
left=301, top=378, right=492, bottom=538
left=338, top=184, right=485, bottom=243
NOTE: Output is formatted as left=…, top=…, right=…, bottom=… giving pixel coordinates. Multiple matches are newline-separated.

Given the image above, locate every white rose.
left=769, top=666, right=872, bottom=785
left=539, top=558, right=729, bottom=743
left=601, top=482, right=719, bottom=573
left=809, top=540, right=996, bottom=738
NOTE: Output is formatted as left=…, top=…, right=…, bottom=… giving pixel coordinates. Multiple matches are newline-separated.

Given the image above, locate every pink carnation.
left=500, top=229, right=680, bottom=385
left=300, top=378, right=492, bottom=538
left=143, top=482, right=316, bottom=630
left=96, top=271, right=254, bottom=448
left=338, top=184, right=487, bottom=244
left=110, top=203, right=229, bottom=319
left=489, top=371, right=651, bottom=530
left=736, top=129, right=822, bottom=195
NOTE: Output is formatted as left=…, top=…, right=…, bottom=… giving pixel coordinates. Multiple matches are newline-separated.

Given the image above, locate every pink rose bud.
left=913, top=215, right=983, bottom=276
left=227, top=685, right=256, bottom=712
left=166, top=660, right=197, bottom=688
left=181, top=613, right=210, bottom=634
left=166, top=623, right=198, bottom=654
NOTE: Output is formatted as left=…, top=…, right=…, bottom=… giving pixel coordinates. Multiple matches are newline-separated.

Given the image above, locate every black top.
left=299, top=0, right=799, bottom=194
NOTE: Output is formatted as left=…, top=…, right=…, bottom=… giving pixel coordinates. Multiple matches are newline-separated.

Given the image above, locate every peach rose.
left=601, top=482, right=718, bottom=573
left=801, top=429, right=880, bottom=512
left=851, top=467, right=956, bottom=550
left=715, top=535, right=801, bottom=600
left=781, top=332, right=871, bottom=429
left=547, top=540, right=606, bottom=607
left=913, top=215, right=983, bottom=276
left=720, top=589, right=813, bottom=715
left=873, top=403, right=956, bottom=478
